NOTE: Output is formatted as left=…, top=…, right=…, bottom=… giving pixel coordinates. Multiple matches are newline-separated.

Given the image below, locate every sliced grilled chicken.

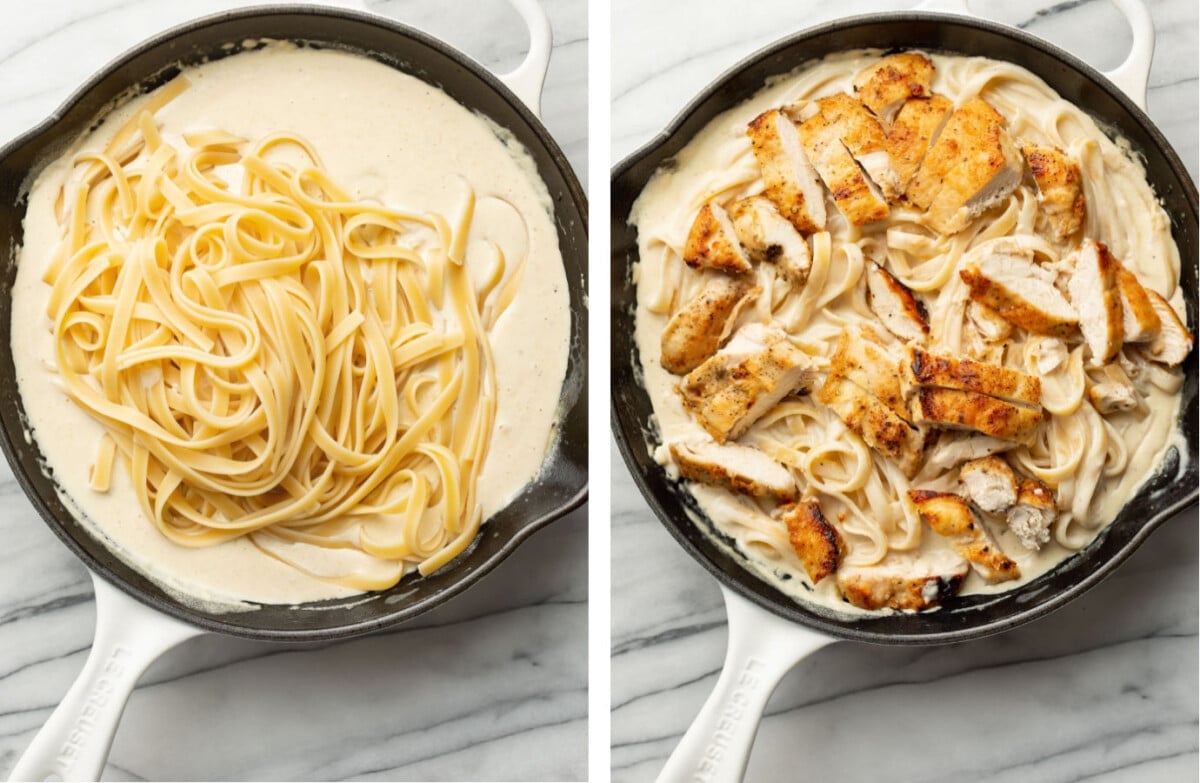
left=1145, top=289, right=1194, bottom=366
left=1087, top=363, right=1139, bottom=414
left=865, top=260, right=929, bottom=342
left=670, top=439, right=798, bottom=502
left=1017, top=139, right=1086, bottom=241
left=828, top=330, right=909, bottom=420
left=796, top=108, right=890, bottom=226
left=809, top=93, right=900, bottom=200
left=887, top=95, right=953, bottom=195
left=911, top=387, right=1043, bottom=445
left=904, top=346, right=1041, bottom=409
left=1115, top=265, right=1162, bottom=343
left=683, top=202, right=752, bottom=274
left=906, top=98, right=1023, bottom=234
left=680, top=323, right=818, bottom=442
left=1068, top=239, right=1124, bottom=365
left=818, top=376, right=926, bottom=477
left=922, top=433, right=1015, bottom=473
left=747, top=109, right=827, bottom=234
left=837, top=550, right=969, bottom=611
left=729, top=195, right=812, bottom=284
left=853, top=52, right=936, bottom=123
left=960, top=246, right=1079, bottom=337
left=1030, top=335, right=1070, bottom=375
left=966, top=300, right=1013, bottom=342
left=779, top=499, right=844, bottom=583
left=909, top=489, right=1020, bottom=583
left=661, top=277, right=760, bottom=375
left=1006, top=477, right=1056, bottom=550
left=958, top=455, right=1018, bottom=514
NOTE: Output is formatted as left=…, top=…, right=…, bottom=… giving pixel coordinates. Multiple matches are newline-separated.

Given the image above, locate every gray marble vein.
left=610, top=1, right=1198, bottom=781
left=0, top=1, right=587, bottom=781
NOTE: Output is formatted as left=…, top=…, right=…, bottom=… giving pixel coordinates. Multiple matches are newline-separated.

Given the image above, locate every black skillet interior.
left=0, top=6, right=587, bottom=641
left=611, top=13, right=1198, bottom=645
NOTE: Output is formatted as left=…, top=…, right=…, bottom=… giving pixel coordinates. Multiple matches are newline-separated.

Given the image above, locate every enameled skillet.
left=610, top=1, right=1196, bottom=779
left=1, top=3, right=587, bottom=780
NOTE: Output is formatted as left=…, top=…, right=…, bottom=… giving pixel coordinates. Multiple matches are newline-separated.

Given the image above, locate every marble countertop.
left=611, top=1, right=1198, bottom=781
left=0, top=1, right=586, bottom=781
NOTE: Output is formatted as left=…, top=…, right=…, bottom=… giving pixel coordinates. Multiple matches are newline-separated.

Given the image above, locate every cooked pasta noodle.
left=39, top=80, right=530, bottom=592
left=632, top=51, right=1187, bottom=612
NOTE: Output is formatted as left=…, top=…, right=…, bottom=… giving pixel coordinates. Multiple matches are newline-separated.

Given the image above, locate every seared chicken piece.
left=680, top=323, right=817, bottom=442
left=729, top=195, right=812, bottom=284
left=808, top=93, right=900, bottom=200
left=1114, top=265, right=1162, bottom=343
left=818, top=377, right=926, bottom=477
left=905, top=346, right=1041, bottom=409
left=1087, top=363, right=1139, bottom=414
left=828, top=330, right=909, bottom=420
left=1006, top=477, right=1056, bottom=550
left=853, top=52, right=936, bottom=123
left=747, top=109, right=827, bottom=234
left=1145, top=289, right=1194, bottom=366
left=683, top=203, right=752, bottom=274
left=1068, top=239, right=1124, bottom=365
left=910, top=387, right=1044, bottom=445
left=837, top=550, right=969, bottom=611
left=906, top=98, right=1023, bottom=234
left=779, top=499, right=844, bottom=583
left=1030, top=336, right=1070, bottom=375
left=960, top=246, right=1079, bottom=337
left=661, top=277, right=759, bottom=375
left=922, top=433, right=1015, bottom=473
left=966, top=300, right=1013, bottom=342
left=1018, top=140, right=1086, bottom=241
left=958, top=455, right=1018, bottom=513
left=909, top=489, right=1020, bottom=583
left=670, top=439, right=798, bottom=502
left=796, top=107, right=890, bottom=226
left=887, top=95, right=953, bottom=194
left=865, top=260, right=929, bottom=342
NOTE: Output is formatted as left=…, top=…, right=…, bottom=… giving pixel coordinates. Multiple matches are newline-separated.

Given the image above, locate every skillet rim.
left=610, top=10, right=1198, bottom=645
left=0, top=4, right=589, bottom=642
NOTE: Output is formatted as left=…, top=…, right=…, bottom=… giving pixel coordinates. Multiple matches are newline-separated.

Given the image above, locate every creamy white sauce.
left=631, top=51, right=1186, bottom=616
left=12, top=44, right=570, bottom=608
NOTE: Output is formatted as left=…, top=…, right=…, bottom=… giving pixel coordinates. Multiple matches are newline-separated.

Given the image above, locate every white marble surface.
left=0, top=1, right=586, bottom=781
left=611, top=1, right=1198, bottom=781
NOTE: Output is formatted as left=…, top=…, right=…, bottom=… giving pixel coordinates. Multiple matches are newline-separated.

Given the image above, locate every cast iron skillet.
left=611, top=7, right=1195, bottom=779
left=2, top=4, right=585, bottom=781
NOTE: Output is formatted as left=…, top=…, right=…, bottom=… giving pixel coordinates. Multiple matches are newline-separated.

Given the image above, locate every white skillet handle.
left=657, top=587, right=836, bottom=783
left=497, top=0, right=553, bottom=118
left=913, top=0, right=1154, bottom=110
left=8, top=574, right=203, bottom=783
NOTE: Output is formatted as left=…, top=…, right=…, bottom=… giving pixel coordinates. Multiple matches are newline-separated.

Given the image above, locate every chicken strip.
left=746, top=109, right=827, bottom=234
left=958, top=455, right=1018, bottom=513
left=1068, top=239, right=1124, bottom=365
left=853, top=52, right=936, bottom=123
left=1145, top=289, right=1194, bottom=367
left=683, top=202, right=752, bottom=274
left=1018, top=139, right=1086, bottom=241
left=808, top=93, right=900, bottom=200
left=729, top=195, right=812, bottom=284
left=797, top=107, right=890, bottom=226
left=887, top=95, right=953, bottom=194
left=904, top=346, right=1041, bottom=409
left=908, top=489, right=1020, bottom=583
left=907, top=98, right=1023, bottom=234
left=1006, top=478, right=1056, bottom=550
left=680, top=323, right=818, bottom=442
left=1087, top=363, right=1139, bottom=414
left=661, top=277, right=759, bottom=375
left=960, top=247, right=1079, bottom=337
left=670, top=439, right=799, bottom=502
left=828, top=330, right=909, bottom=420
left=779, top=499, right=844, bottom=583
left=865, top=260, right=929, bottom=342
left=966, top=300, right=1013, bottom=342
left=818, top=376, right=926, bottom=477
left=837, top=550, right=969, bottom=611
left=910, top=387, right=1044, bottom=445
left=1115, top=265, right=1162, bottom=343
